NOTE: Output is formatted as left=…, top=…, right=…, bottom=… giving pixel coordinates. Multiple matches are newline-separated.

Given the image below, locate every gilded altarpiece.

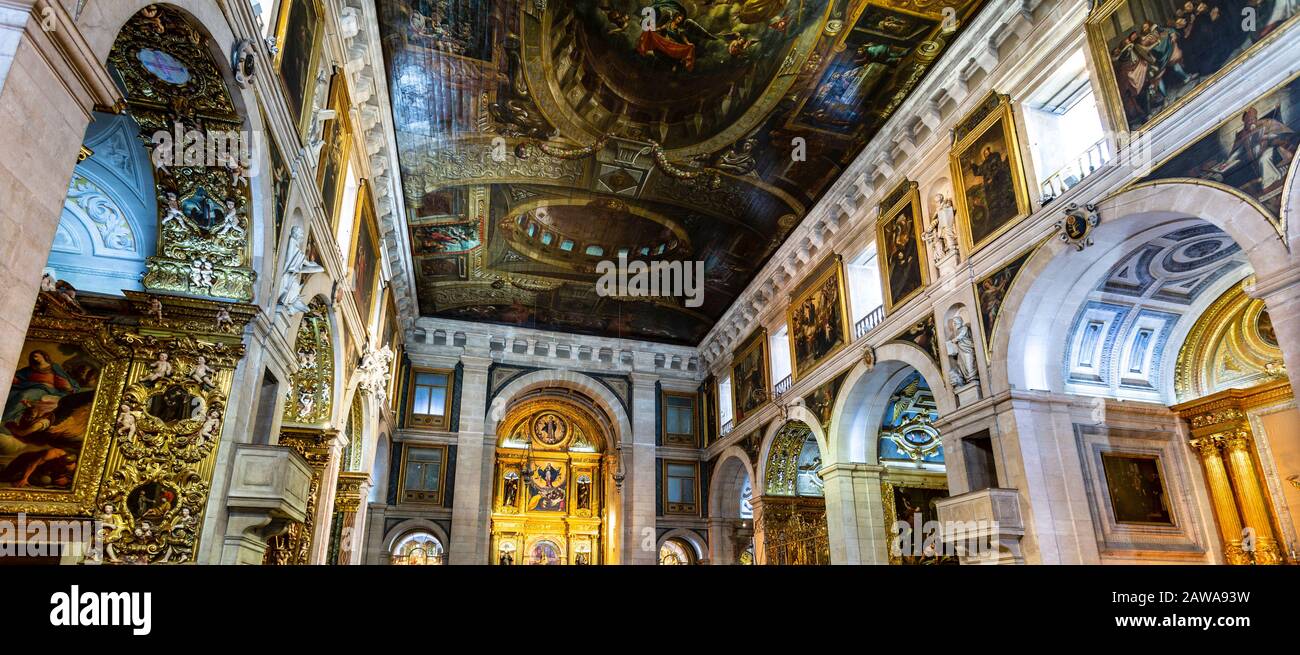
left=1172, top=281, right=1295, bottom=565
left=265, top=299, right=339, bottom=565
left=109, top=6, right=256, bottom=301
left=491, top=399, right=609, bottom=565
left=755, top=421, right=828, bottom=565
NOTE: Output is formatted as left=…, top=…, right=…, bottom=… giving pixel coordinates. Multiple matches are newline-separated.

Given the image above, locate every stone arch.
left=657, top=528, right=707, bottom=563
left=755, top=411, right=827, bottom=493
left=709, top=447, right=755, bottom=519
left=991, top=181, right=1297, bottom=397
left=381, top=518, right=450, bottom=562
left=829, top=341, right=953, bottom=464
left=486, top=369, right=632, bottom=448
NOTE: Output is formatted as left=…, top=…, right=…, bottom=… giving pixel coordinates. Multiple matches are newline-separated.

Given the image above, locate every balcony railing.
left=854, top=305, right=885, bottom=340
left=1039, top=138, right=1110, bottom=204
left=773, top=374, right=793, bottom=399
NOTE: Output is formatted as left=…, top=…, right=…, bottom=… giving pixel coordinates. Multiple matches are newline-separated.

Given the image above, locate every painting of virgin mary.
left=1, top=342, right=101, bottom=490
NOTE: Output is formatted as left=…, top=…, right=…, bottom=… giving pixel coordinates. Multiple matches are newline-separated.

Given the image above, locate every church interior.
left=0, top=0, right=1297, bottom=567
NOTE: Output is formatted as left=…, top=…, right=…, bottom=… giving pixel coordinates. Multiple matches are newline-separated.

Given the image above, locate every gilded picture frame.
left=350, top=179, right=382, bottom=328
left=730, top=327, right=771, bottom=425
left=949, top=92, right=1032, bottom=255
left=317, top=70, right=353, bottom=229
left=876, top=180, right=930, bottom=313
left=786, top=254, right=851, bottom=382
left=0, top=321, right=124, bottom=516
left=273, top=0, right=325, bottom=138
left=1086, top=0, right=1300, bottom=135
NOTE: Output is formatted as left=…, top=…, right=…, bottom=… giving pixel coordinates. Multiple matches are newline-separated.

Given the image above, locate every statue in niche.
left=502, top=472, right=519, bottom=507
left=276, top=225, right=325, bottom=316
left=498, top=550, right=514, bottom=566
left=946, top=315, right=979, bottom=386
left=576, top=477, right=591, bottom=510
left=924, top=192, right=960, bottom=259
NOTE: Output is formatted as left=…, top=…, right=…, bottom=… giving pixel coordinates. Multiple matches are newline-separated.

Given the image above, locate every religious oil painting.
left=731, top=328, right=770, bottom=424
left=527, top=461, right=567, bottom=512
left=885, top=483, right=958, bottom=565
left=1088, top=0, right=1300, bottom=133
left=787, top=255, right=850, bottom=381
left=877, top=181, right=929, bottom=313
left=316, top=71, right=353, bottom=228
left=1144, top=75, right=1300, bottom=222
left=351, top=182, right=382, bottom=327
left=950, top=93, right=1031, bottom=254
left=274, top=0, right=324, bottom=132
left=1101, top=453, right=1173, bottom=525
left=1, top=340, right=103, bottom=493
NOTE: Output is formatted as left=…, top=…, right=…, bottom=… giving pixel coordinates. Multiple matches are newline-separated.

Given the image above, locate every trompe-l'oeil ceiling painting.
left=378, top=0, right=987, bottom=344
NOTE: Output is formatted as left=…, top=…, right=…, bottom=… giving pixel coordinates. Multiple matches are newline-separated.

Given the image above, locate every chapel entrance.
left=490, top=392, right=612, bottom=565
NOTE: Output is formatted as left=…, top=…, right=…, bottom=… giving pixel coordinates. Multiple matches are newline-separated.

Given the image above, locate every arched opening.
left=389, top=531, right=446, bottom=565
left=754, top=420, right=828, bottom=565
left=490, top=390, right=615, bottom=565
left=658, top=538, right=694, bottom=565
left=707, top=451, right=755, bottom=564
left=994, top=194, right=1297, bottom=564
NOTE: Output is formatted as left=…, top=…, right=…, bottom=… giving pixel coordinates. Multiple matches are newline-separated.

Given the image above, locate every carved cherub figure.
left=161, top=192, right=185, bottom=227
left=215, top=306, right=234, bottom=331
left=145, top=351, right=173, bottom=382
left=215, top=199, right=242, bottom=237
left=198, top=409, right=221, bottom=445
left=148, top=297, right=164, bottom=321
left=116, top=404, right=138, bottom=440
left=190, top=355, right=215, bottom=388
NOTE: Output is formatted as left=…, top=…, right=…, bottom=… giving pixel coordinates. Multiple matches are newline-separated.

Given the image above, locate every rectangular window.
left=663, top=461, right=698, bottom=515
left=662, top=393, right=696, bottom=447
left=401, top=445, right=447, bottom=504
left=407, top=369, right=453, bottom=429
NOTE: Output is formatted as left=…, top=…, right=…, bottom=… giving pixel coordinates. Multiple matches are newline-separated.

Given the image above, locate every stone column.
left=449, top=355, right=492, bottom=564
left=1189, top=436, right=1248, bottom=564
left=706, top=517, right=733, bottom=564
left=821, top=462, right=889, bottom=564
left=1250, top=271, right=1300, bottom=384
left=0, top=0, right=120, bottom=403
left=624, top=371, right=659, bottom=565
left=1222, top=431, right=1284, bottom=564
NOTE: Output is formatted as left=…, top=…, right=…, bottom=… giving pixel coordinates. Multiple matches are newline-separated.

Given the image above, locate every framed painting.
left=882, top=481, right=958, bottom=565
left=950, top=92, right=1032, bottom=255
left=316, top=70, right=353, bottom=229
left=264, top=113, right=292, bottom=254
left=1143, top=73, right=1300, bottom=225
left=730, top=327, right=770, bottom=425
left=1100, top=452, right=1174, bottom=525
left=786, top=254, right=850, bottom=381
left=349, top=180, right=382, bottom=328
left=273, top=0, right=325, bottom=136
left=1087, top=0, right=1300, bottom=134
left=0, top=330, right=122, bottom=516
left=876, top=180, right=930, bottom=313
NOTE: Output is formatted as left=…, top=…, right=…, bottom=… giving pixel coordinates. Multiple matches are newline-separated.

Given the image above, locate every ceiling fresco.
left=378, top=0, right=987, bottom=344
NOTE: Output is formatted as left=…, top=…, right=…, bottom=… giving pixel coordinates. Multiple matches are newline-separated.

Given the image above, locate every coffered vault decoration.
left=1063, top=224, right=1248, bottom=401
left=377, top=0, right=988, bottom=344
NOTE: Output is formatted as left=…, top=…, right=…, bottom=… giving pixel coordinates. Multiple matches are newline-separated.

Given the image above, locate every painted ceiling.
left=378, top=0, right=987, bottom=344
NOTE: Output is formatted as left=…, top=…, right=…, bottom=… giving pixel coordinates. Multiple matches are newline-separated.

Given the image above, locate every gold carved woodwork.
left=1174, top=279, right=1286, bottom=402
left=1173, top=380, right=1294, bottom=565
left=108, top=5, right=255, bottom=301
left=264, top=427, right=337, bottom=565
left=333, top=471, right=368, bottom=514
left=491, top=395, right=610, bottom=564
left=94, top=294, right=255, bottom=564
left=0, top=296, right=126, bottom=516
left=753, top=495, right=828, bottom=565
left=282, top=298, right=334, bottom=425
